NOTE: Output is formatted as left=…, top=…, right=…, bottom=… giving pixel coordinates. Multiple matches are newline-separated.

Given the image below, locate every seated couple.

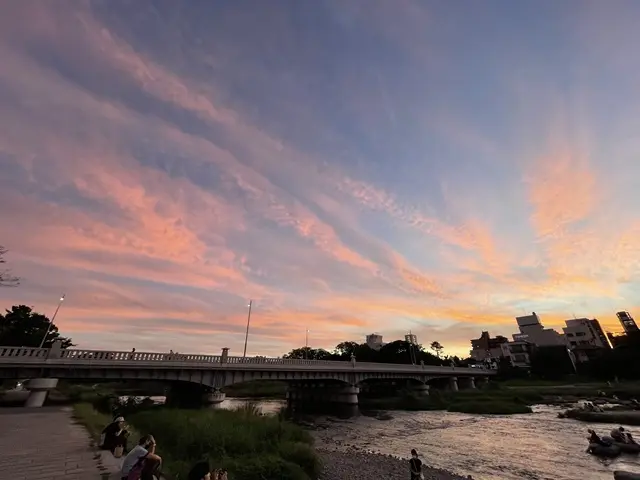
left=119, top=437, right=226, bottom=480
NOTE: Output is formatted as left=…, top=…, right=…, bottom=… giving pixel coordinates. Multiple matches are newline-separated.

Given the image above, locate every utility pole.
left=242, top=300, right=252, bottom=358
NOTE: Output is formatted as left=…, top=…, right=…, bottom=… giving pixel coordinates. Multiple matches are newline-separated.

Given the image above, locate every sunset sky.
left=1, top=1, right=639, bottom=358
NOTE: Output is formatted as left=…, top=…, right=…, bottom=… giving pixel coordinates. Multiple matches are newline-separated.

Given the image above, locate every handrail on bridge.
left=0, top=346, right=493, bottom=373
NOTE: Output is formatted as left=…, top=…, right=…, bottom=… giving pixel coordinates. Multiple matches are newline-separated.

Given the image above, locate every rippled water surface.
left=132, top=398, right=640, bottom=479
left=313, top=405, right=640, bottom=480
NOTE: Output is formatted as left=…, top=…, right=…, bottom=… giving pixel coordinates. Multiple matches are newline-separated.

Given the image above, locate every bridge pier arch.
left=411, top=383, right=430, bottom=397
left=24, top=378, right=58, bottom=408
left=448, top=377, right=459, bottom=392
left=458, top=377, right=475, bottom=390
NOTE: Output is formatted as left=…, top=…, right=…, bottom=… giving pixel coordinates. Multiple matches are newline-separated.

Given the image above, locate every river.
left=129, top=397, right=640, bottom=479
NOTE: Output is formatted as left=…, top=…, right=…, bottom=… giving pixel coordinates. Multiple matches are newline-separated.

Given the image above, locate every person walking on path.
left=409, top=448, right=423, bottom=480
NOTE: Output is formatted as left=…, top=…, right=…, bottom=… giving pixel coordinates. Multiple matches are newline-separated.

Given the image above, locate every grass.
left=74, top=401, right=322, bottom=480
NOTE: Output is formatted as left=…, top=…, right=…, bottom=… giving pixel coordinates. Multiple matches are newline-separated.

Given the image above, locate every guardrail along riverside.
left=0, top=343, right=495, bottom=407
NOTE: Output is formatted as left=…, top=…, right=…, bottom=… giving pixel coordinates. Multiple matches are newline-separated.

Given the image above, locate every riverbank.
left=316, top=449, right=470, bottom=480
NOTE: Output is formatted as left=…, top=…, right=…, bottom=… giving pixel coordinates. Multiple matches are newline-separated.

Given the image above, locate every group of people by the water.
left=100, top=416, right=227, bottom=479
left=587, top=427, right=638, bottom=449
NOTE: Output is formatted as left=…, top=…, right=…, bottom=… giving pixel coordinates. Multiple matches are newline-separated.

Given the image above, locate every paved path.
left=0, top=407, right=106, bottom=480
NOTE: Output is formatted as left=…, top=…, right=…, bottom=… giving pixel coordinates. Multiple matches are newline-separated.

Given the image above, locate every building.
left=405, top=333, right=418, bottom=345
left=563, top=318, right=610, bottom=350
left=500, top=340, right=533, bottom=368
left=470, top=331, right=509, bottom=363
left=514, top=312, right=566, bottom=346
left=617, top=311, right=639, bottom=334
left=365, top=333, right=384, bottom=351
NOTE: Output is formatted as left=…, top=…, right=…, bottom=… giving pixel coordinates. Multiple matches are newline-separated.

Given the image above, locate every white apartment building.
left=366, top=333, right=384, bottom=351
left=515, top=312, right=566, bottom=346
left=563, top=318, right=610, bottom=349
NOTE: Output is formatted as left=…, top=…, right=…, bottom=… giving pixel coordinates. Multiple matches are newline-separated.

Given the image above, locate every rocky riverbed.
left=317, top=449, right=471, bottom=480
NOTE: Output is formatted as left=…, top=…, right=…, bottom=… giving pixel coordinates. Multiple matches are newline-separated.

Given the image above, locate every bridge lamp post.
left=242, top=300, right=252, bottom=359
left=304, top=328, right=309, bottom=359
left=38, top=294, right=65, bottom=348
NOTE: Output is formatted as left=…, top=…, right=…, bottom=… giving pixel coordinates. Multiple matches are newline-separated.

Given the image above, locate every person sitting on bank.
left=121, top=434, right=162, bottom=480
left=188, top=461, right=211, bottom=480
left=215, top=469, right=228, bottom=480
left=100, top=416, right=129, bottom=454
left=611, top=426, right=627, bottom=442
left=409, top=448, right=423, bottom=480
left=588, top=429, right=610, bottom=446
left=616, top=427, right=638, bottom=444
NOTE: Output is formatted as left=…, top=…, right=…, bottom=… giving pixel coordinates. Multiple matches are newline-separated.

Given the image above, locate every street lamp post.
left=242, top=300, right=252, bottom=358
left=39, top=294, right=65, bottom=348
left=304, top=328, right=309, bottom=359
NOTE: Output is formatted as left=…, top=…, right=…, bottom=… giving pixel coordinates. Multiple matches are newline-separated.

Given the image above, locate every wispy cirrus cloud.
left=0, top=1, right=639, bottom=357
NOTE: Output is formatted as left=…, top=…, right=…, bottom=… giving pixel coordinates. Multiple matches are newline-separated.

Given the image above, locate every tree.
left=430, top=341, right=443, bottom=358
left=333, top=341, right=360, bottom=358
left=0, top=246, right=19, bottom=287
left=0, top=305, right=74, bottom=348
left=283, top=347, right=333, bottom=360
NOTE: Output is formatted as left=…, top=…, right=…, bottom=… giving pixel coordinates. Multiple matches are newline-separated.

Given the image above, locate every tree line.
left=283, top=339, right=462, bottom=366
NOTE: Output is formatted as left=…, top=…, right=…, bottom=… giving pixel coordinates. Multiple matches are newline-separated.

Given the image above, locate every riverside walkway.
left=0, top=407, right=105, bottom=479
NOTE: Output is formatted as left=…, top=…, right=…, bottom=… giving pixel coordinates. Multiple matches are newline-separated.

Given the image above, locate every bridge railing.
left=0, top=347, right=49, bottom=359
left=0, top=346, right=492, bottom=374
left=59, top=349, right=223, bottom=363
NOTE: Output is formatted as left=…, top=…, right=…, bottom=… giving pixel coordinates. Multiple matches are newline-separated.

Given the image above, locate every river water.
left=130, top=397, right=640, bottom=479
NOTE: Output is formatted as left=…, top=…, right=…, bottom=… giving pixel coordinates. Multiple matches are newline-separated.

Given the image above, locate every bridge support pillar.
left=476, top=377, right=488, bottom=388
left=202, top=391, right=226, bottom=408
left=329, top=385, right=359, bottom=405
left=458, top=377, right=475, bottom=390
left=448, top=377, right=459, bottom=392
left=411, top=383, right=430, bottom=397
left=24, top=378, right=58, bottom=408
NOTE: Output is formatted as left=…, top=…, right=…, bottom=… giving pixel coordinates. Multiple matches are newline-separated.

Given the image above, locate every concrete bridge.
left=0, top=344, right=495, bottom=407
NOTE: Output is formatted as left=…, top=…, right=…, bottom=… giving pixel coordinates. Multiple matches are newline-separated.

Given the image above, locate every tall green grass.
left=126, top=406, right=320, bottom=480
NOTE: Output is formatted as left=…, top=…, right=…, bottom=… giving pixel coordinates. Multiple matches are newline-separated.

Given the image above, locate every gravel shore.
left=317, top=448, right=472, bottom=480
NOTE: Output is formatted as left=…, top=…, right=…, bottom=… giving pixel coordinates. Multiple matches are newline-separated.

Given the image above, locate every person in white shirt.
left=120, top=434, right=162, bottom=480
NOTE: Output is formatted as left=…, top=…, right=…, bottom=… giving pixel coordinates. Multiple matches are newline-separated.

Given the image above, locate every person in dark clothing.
left=188, top=461, right=212, bottom=480
left=101, top=416, right=129, bottom=454
left=409, top=448, right=422, bottom=480
left=588, top=429, right=610, bottom=446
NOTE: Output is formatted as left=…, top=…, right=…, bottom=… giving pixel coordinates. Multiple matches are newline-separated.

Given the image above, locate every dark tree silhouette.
left=0, top=305, right=74, bottom=348
left=283, top=347, right=333, bottom=360
left=284, top=340, right=445, bottom=365
left=0, top=246, right=19, bottom=287
left=333, top=341, right=360, bottom=358
left=430, top=341, right=443, bottom=358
